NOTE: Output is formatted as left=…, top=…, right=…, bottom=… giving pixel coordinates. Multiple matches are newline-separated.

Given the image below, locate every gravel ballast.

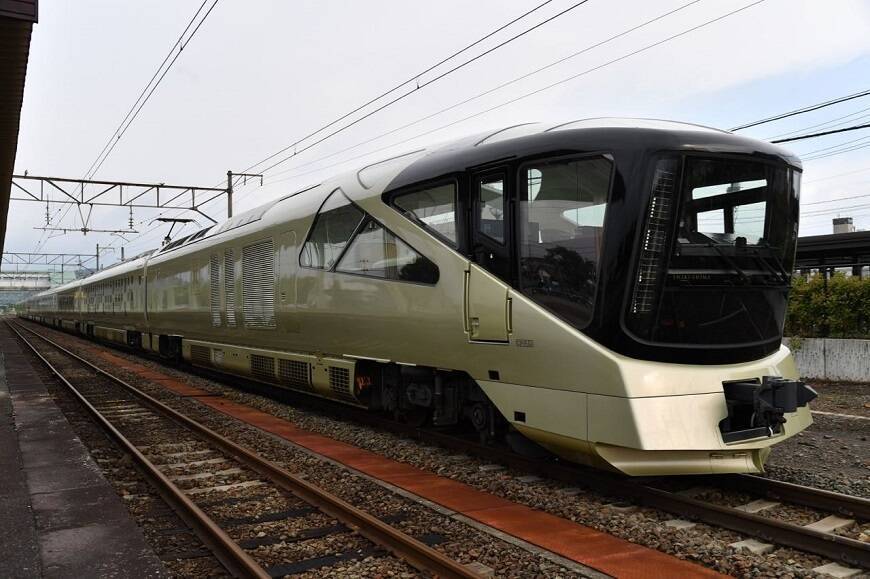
left=23, top=322, right=870, bottom=578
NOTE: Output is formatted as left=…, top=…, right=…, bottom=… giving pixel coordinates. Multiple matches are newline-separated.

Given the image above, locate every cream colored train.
left=20, top=119, right=817, bottom=476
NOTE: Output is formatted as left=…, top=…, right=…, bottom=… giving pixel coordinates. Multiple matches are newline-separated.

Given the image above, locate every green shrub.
left=785, top=273, right=870, bottom=338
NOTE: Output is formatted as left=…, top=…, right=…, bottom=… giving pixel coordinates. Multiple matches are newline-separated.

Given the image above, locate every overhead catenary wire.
left=770, top=123, right=870, bottom=144
left=109, top=0, right=582, bottom=253
left=798, top=134, right=870, bottom=157
left=118, top=0, right=767, bottom=260
left=803, top=192, right=870, bottom=206
left=41, top=1, right=222, bottom=263
left=250, top=0, right=765, bottom=196
left=235, top=0, right=559, bottom=176
left=82, top=0, right=212, bottom=181
left=803, top=140, right=870, bottom=162
left=248, top=0, right=595, bottom=177
left=86, top=0, right=221, bottom=181
left=765, top=105, right=870, bottom=140
left=803, top=165, right=870, bottom=184
left=730, top=87, right=870, bottom=132
left=255, top=0, right=704, bottom=188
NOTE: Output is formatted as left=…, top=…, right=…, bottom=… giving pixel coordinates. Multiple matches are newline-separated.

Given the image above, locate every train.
left=19, top=118, right=818, bottom=476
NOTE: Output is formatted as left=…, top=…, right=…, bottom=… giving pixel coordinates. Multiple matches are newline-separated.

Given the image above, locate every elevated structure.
left=0, top=1, right=37, bottom=257
left=795, top=231, right=870, bottom=277
left=0, top=270, right=48, bottom=310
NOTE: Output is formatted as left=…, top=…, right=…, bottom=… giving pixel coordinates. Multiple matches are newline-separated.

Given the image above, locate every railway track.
left=14, top=319, right=870, bottom=573
left=409, top=433, right=870, bottom=570
left=160, top=347, right=870, bottom=569
left=173, top=350, right=870, bottom=570
left=8, top=321, right=478, bottom=579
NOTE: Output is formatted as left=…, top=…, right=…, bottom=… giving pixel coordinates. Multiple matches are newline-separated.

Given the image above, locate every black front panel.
left=622, top=154, right=800, bottom=361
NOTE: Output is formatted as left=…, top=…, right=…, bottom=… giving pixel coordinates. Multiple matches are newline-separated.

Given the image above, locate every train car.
left=20, top=118, right=817, bottom=476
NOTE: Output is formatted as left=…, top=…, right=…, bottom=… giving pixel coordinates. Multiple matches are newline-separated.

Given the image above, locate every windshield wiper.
left=704, top=242, right=752, bottom=285
left=752, top=241, right=791, bottom=285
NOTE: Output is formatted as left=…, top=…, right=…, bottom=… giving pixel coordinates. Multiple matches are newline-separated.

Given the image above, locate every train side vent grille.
left=242, top=239, right=276, bottom=329
left=225, top=249, right=236, bottom=327
left=210, top=253, right=221, bottom=327
left=190, top=344, right=211, bottom=366
left=328, top=366, right=354, bottom=401
left=278, top=359, right=311, bottom=390
left=250, top=354, right=275, bottom=380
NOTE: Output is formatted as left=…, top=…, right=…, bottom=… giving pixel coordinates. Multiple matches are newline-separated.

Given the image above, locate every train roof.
left=384, top=117, right=801, bottom=192
left=21, top=118, right=799, bottom=305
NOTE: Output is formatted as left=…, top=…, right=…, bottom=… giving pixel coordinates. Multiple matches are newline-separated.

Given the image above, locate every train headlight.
left=628, top=157, right=680, bottom=322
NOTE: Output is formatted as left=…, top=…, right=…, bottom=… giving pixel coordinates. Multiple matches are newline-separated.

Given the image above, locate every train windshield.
left=627, top=155, right=800, bottom=348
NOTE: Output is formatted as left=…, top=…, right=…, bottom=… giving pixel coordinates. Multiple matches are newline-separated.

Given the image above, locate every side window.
left=519, top=156, right=612, bottom=329
left=478, top=176, right=505, bottom=243
left=393, top=183, right=457, bottom=245
left=336, top=219, right=439, bottom=284
left=300, top=189, right=365, bottom=269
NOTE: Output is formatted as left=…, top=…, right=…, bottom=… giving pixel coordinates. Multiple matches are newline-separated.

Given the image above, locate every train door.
left=465, top=169, right=512, bottom=343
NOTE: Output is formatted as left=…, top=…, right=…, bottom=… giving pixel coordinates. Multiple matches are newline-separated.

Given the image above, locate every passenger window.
left=393, top=183, right=457, bottom=245
left=300, top=189, right=365, bottom=269
left=478, top=176, right=505, bottom=243
left=337, top=219, right=439, bottom=284
left=519, top=156, right=611, bottom=329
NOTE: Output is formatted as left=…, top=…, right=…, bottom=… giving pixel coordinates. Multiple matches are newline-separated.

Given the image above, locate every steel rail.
left=412, top=434, right=870, bottom=568
left=15, top=318, right=869, bottom=569
left=104, top=331, right=870, bottom=569
left=10, top=321, right=479, bottom=579
left=6, top=321, right=270, bottom=579
left=726, top=474, right=870, bottom=521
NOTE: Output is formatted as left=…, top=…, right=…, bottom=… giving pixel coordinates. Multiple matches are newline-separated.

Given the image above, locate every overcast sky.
left=7, top=0, right=870, bottom=270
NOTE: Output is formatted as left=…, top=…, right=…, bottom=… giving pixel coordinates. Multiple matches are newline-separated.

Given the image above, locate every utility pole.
left=226, top=170, right=233, bottom=218
left=226, top=170, right=264, bottom=218
left=96, top=244, right=100, bottom=270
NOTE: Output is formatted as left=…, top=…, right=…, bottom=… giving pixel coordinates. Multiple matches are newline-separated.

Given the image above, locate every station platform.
left=0, top=324, right=167, bottom=578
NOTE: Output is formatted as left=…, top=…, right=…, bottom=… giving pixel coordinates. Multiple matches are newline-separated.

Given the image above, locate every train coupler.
left=719, top=376, right=817, bottom=443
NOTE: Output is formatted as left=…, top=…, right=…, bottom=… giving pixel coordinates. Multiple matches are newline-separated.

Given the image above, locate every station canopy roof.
left=0, top=1, right=37, bottom=257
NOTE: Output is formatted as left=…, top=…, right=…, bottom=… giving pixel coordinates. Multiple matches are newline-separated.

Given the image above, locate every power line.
left=770, top=122, right=870, bottom=144
left=253, top=0, right=765, bottom=196
left=84, top=0, right=221, bottom=181
left=82, top=0, right=210, bottom=180
left=804, top=193, right=870, bottom=206
left=122, top=0, right=763, bottom=255
left=803, top=165, right=870, bottom=184
left=39, top=1, right=222, bottom=261
left=126, top=0, right=582, bottom=231
left=800, top=134, right=870, bottom=157
left=83, top=0, right=563, bottom=260
left=804, top=140, right=870, bottom=162
left=249, top=0, right=594, bottom=177
left=730, top=88, right=870, bottom=132
left=256, top=0, right=704, bottom=189
left=236, top=0, right=558, bottom=176
left=766, top=105, right=870, bottom=140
